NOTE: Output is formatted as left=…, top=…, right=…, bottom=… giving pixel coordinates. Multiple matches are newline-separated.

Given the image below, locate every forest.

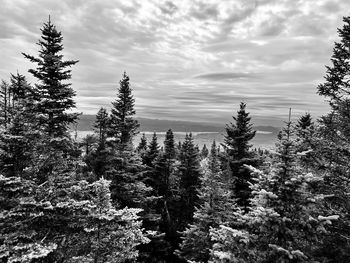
left=1, top=15, right=350, bottom=263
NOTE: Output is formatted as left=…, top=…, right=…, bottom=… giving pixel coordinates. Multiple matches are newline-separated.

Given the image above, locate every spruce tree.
left=143, top=132, right=160, bottom=167
left=84, top=108, right=112, bottom=179
left=80, top=134, right=98, bottom=156
left=164, top=129, right=175, bottom=159
left=150, top=129, right=180, bottom=261
left=22, top=17, right=79, bottom=138
left=294, top=113, right=315, bottom=171
left=109, top=72, right=139, bottom=149
left=200, top=143, right=209, bottom=159
left=94, top=107, right=109, bottom=149
left=0, top=169, right=149, bottom=262
left=0, top=73, right=38, bottom=178
left=222, top=102, right=258, bottom=210
left=210, top=121, right=333, bottom=262
left=177, top=133, right=201, bottom=230
left=178, top=141, right=237, bottom=262
left=137, top=133, right=148, bottom=153
left=0, top=80, right=10, bottom=128
left=314, top=15, right=350, bottom=261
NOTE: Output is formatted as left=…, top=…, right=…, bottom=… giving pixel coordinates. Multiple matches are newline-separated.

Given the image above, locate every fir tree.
left=0, top=73, right=38, bottom=178
left=178, top=141, right=237, bottom=262
left=210, top=121, right=334, bottom=262
left=22, top=17, right=79, bottom=138
left=143, top=132, right=160, bottom=167
left=177, top=133, right=201, bottom=230
left=0, top=169, right=149, bottom=262
left=101, top=75, right=161, bottom=261
left=72, top=178, right=149, bottom=263
left=94, top=107, right=109, bottom=149
left=222, top=102, right=259, bottom=210
left=314, top=15, right=350, bottom=261
left=164, top=129, right=175, bottom=159
left=85, top=108, right=111, bottom=178
left=137, top=133, right=148, bottom=153
left=80, top=134, right=98, bottom=156
left=109, top=72, right=139, bottom=149
left=0, top=80, right=10, bottom=128
left=200, top=143, right=209, bottom=159
left=151, top=129, right=180, bottom=261
left=294, top=113, right=315, bottom=171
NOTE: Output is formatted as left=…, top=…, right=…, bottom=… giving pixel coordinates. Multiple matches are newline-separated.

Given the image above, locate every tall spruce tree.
left=222, top=102, right=258, bottom=210
left=314, top=15, right=350, bottom=261
left=150, top=129, right=180, bottom=261
left=178, top=141, right=237, bottom=262
left=177, top=133, right=201, bottom=231
left=22, top=17, right=79, bottom=138
left=109, top=72, right=139, bottom=149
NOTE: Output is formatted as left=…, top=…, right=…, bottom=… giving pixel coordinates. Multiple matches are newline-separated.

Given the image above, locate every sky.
left=0, top=0, right=349, bottom=126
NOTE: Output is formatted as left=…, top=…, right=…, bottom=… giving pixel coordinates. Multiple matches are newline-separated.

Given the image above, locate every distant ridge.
left=75, top=115, right=280, bottom=134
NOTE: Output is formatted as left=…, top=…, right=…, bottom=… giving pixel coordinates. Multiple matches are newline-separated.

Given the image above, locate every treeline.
left=1, top=16, right=350, bottom=263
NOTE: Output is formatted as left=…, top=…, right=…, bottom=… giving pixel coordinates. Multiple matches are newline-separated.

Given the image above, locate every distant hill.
left=75, top=115, right=280, bottom=134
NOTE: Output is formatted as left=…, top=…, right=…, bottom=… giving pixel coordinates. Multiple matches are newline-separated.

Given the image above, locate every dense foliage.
left=1, top=15, right=350, bottom=263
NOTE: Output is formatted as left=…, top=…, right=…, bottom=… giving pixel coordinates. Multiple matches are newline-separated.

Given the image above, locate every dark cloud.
left=190, top=2, right=218, bottom=20
left=258, top=15, right=286, bottom=36
left=194, top=72, right=258, bottom=80
left=320, top=1, right=341, bottom=13
left=159, top=1, right=178, bottom=16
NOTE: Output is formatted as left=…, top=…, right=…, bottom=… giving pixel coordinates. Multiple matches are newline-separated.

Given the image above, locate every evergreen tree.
left=71, top=178, right=149, bottom=263
left=137, top=133, right=148, bottom=153
left=150, top=129, right=180, bottom=261
left=143, top=132, right=160, bottom=167
left=109, top=72, right=139, bottom=149
left=22, top=17, right=79, bottom=138
left=80, top=134, right=98, bottom=156
left=210, top=121, right=333, bottom=262
left=294, top=113, right=315, bottom=171
left=0, top=73, right=38, bottom=178
left=164, top=129, right=175, bottom=159
left=0, top=169, right=149, bottom=262
left=94, top=107, right=109, bottom=149
left=178, top=141, right=237, bottom=262
left=0, top=80, right=10, bottom=128
left=177, top=133, right=201, bottom=230
left=200, top=143, right=209, bottom=159
left=222, top=102, right=259, bottom=210
left=314, top=15, right=350, bottom=261
left=100, top=73, right=161, bottom=262
left=84, top=108, right=111, bottom=178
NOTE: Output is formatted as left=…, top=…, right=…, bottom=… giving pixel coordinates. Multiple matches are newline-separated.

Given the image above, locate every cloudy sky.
left=0, top=0, right=349, bottom=126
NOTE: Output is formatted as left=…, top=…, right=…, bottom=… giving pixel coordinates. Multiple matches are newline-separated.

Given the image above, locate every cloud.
left=159, top=1, right=178, bottom=16
left=190, top=2, right=218, bottom=20
left=194, top=72, right=258, bottom=80
left=0, top=0, right=348, bottom=126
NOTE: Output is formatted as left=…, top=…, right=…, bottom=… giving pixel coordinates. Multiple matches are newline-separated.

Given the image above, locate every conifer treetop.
left=22, top=18, right=79, bottom=138
left=223, top=102, right=256, bottom=158
left=109, top=71, right=139, bottom=147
